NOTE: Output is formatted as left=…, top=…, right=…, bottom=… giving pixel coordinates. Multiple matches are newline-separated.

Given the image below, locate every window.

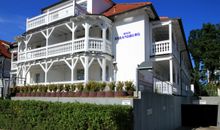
left=35, top=73, right=40, bottom=83
left=77, top=69, right=84, bottom=80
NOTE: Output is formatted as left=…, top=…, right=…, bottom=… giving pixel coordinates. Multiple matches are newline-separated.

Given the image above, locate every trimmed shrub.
left=0, top=100, right=133, bottom=130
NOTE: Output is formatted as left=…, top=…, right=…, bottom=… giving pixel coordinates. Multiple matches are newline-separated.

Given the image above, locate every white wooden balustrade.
left=18, top=38, right=112, bottom=62
left=48, top=41, right=72, bottom=57
left=151, top=40, right=171, bottom=56
left=89, top=38, right=102, bottom=52
left=153, top=78, right=173, bottom=95
left=26, top=2, right=75, bottom=31
left=11, top=62, right=17, bottom=70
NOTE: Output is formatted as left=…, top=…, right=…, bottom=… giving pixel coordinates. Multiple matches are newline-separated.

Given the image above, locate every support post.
left=84, top=56, right=89, bottom=82
left=169, top=22, right=172, bottom=53
left=169, top=59, right=173, bottom=93
left=102, top=59, right=106, bottom=82
left=83, top=23, right=90, bottom=52
left=102, top=27, right=107, bottom=53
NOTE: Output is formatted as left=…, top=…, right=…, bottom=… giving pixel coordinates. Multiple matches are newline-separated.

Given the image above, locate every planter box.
left=114, top=91, right=127, bottom=97
left=127, top=91, right=134, bottom=97
left=68, top=92, right=75, bottom=97
left=105, top=91, right=114, bottom=97
left=74, top=92, right=81, bottom=97
left=89, top=92, right=97, bottom=97
left=81, top=92, right=89, bottom=97
left=97, top=92, right=105, bottom=97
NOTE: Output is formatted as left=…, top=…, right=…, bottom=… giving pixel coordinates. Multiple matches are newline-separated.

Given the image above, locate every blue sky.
left=0, top=0, right=219, bottom=42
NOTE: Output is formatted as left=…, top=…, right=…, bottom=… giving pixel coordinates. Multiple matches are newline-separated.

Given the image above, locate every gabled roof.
left=159, top=16, right=169, bottom=21
left=103, top=2, right=154, bottom=17
left=0, top=40, right=11, bottom=59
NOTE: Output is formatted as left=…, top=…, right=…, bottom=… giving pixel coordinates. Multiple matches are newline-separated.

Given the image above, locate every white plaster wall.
left=113, top=10, right=150, bottom=83
left=89, top=61, right=101, bottom=81
left=49, top=32, right=71, bottom=45
left=47, top=65, right=71, bottom=82
left=29, top=67, right=45, bottom=84
left=87, top=0, right=113, bottom=14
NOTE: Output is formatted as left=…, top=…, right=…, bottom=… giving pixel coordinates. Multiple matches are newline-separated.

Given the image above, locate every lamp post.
left=112, top=60, right=117, bottom=82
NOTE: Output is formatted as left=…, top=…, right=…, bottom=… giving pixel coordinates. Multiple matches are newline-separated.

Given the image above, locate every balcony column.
left=169, top=22, right=172, bottom=53
left=83, top=23, right=91, bottom=52
left=84, top=56, right=89, bottom=83
left=102, top=59, right=106, bottom=82
left=71, top=58, right=74, bottom=83
left=102, top=27, right=107, bottom=53
left=72, top=22, right=75, bottom=53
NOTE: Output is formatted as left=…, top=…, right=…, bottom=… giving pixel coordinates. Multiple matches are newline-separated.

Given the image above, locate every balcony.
left=18, top=38, right=112, bottom=62
left=151, top=40, right=171, bottom=56
left=26, top=1, right=80, bottom=31
left=153, top=78, right=173, bottom=95
left=11, top=62, right=17, bottom=70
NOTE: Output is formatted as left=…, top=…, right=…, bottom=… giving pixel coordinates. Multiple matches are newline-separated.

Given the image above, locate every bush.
left=0, top=100, right=133, bottom=130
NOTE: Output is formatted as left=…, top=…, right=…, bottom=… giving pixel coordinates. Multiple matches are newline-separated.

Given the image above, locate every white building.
left=11, top=0, right=192, bottom=96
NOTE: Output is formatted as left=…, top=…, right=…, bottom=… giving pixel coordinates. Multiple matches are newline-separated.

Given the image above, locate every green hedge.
left=0, top=100, right=133, bottom=130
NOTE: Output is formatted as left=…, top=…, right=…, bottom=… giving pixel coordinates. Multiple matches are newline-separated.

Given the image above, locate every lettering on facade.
left=115, top=31, right=140, bottom=41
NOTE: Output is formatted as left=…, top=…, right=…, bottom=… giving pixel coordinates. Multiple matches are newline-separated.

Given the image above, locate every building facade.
left=11, top=0, right=192, bottom=96
left=0, top=40, right=11, bottom=97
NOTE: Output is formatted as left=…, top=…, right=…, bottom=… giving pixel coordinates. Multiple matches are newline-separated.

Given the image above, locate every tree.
left=188, top=23, right=220, bottom=94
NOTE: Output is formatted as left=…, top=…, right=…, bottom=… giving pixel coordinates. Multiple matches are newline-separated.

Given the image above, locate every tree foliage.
left=188, top=23, right=220, bottom=94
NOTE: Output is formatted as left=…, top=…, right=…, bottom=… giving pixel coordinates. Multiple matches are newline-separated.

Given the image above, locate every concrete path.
left=176, top=127, right=220, bottom=130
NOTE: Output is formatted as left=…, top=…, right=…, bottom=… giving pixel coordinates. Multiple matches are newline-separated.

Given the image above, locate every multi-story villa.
left=11, top=0, right=192, bottom=96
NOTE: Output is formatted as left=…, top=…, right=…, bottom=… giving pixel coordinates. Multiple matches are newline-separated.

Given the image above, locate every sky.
left=0, top=0, right=219, bottom=42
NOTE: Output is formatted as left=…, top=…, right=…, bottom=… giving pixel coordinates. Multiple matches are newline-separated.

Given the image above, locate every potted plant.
left=22, top=86, right=28, bottom=96
left=125, top=81, right=135, bottom=96
left=105, top=82, right=115, bottom=97
left=97, top=82, right=106, bottom=97
left=41, top=86, right=48, bottom=97
left=56, top=84, right=64, bottom=97
left=82, top=82, right=91, bottom=97
left=89, top=81, right=99, bottom=97
left=38, top=85, right=43, bottom=96
left=31, top=85, right=38, bottom=97
left=69, top=84, right=76, bottom=97
left=51, top=84, right=57, bottom=97
left=62, top=84, right=70, bottom=97
left=75, top=83, right=83, bottom=97
left=115, top=81, right=126, bottom=97
left=46, top=84, right=52, bottom=97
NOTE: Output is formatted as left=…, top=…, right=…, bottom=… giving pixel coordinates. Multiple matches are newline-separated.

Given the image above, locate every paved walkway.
left=176, top=127, right=220, bottom=130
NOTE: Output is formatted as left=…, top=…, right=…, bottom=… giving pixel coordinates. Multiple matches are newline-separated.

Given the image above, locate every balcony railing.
left=11, top=62, right=17, bottom=70
left=153, top=78, right=173, bottom=95
left=26, top=2, right=75, bottom=31
left=18, top=38, right=112, bottom=62
left=151, top=40, right=171, bottom=56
